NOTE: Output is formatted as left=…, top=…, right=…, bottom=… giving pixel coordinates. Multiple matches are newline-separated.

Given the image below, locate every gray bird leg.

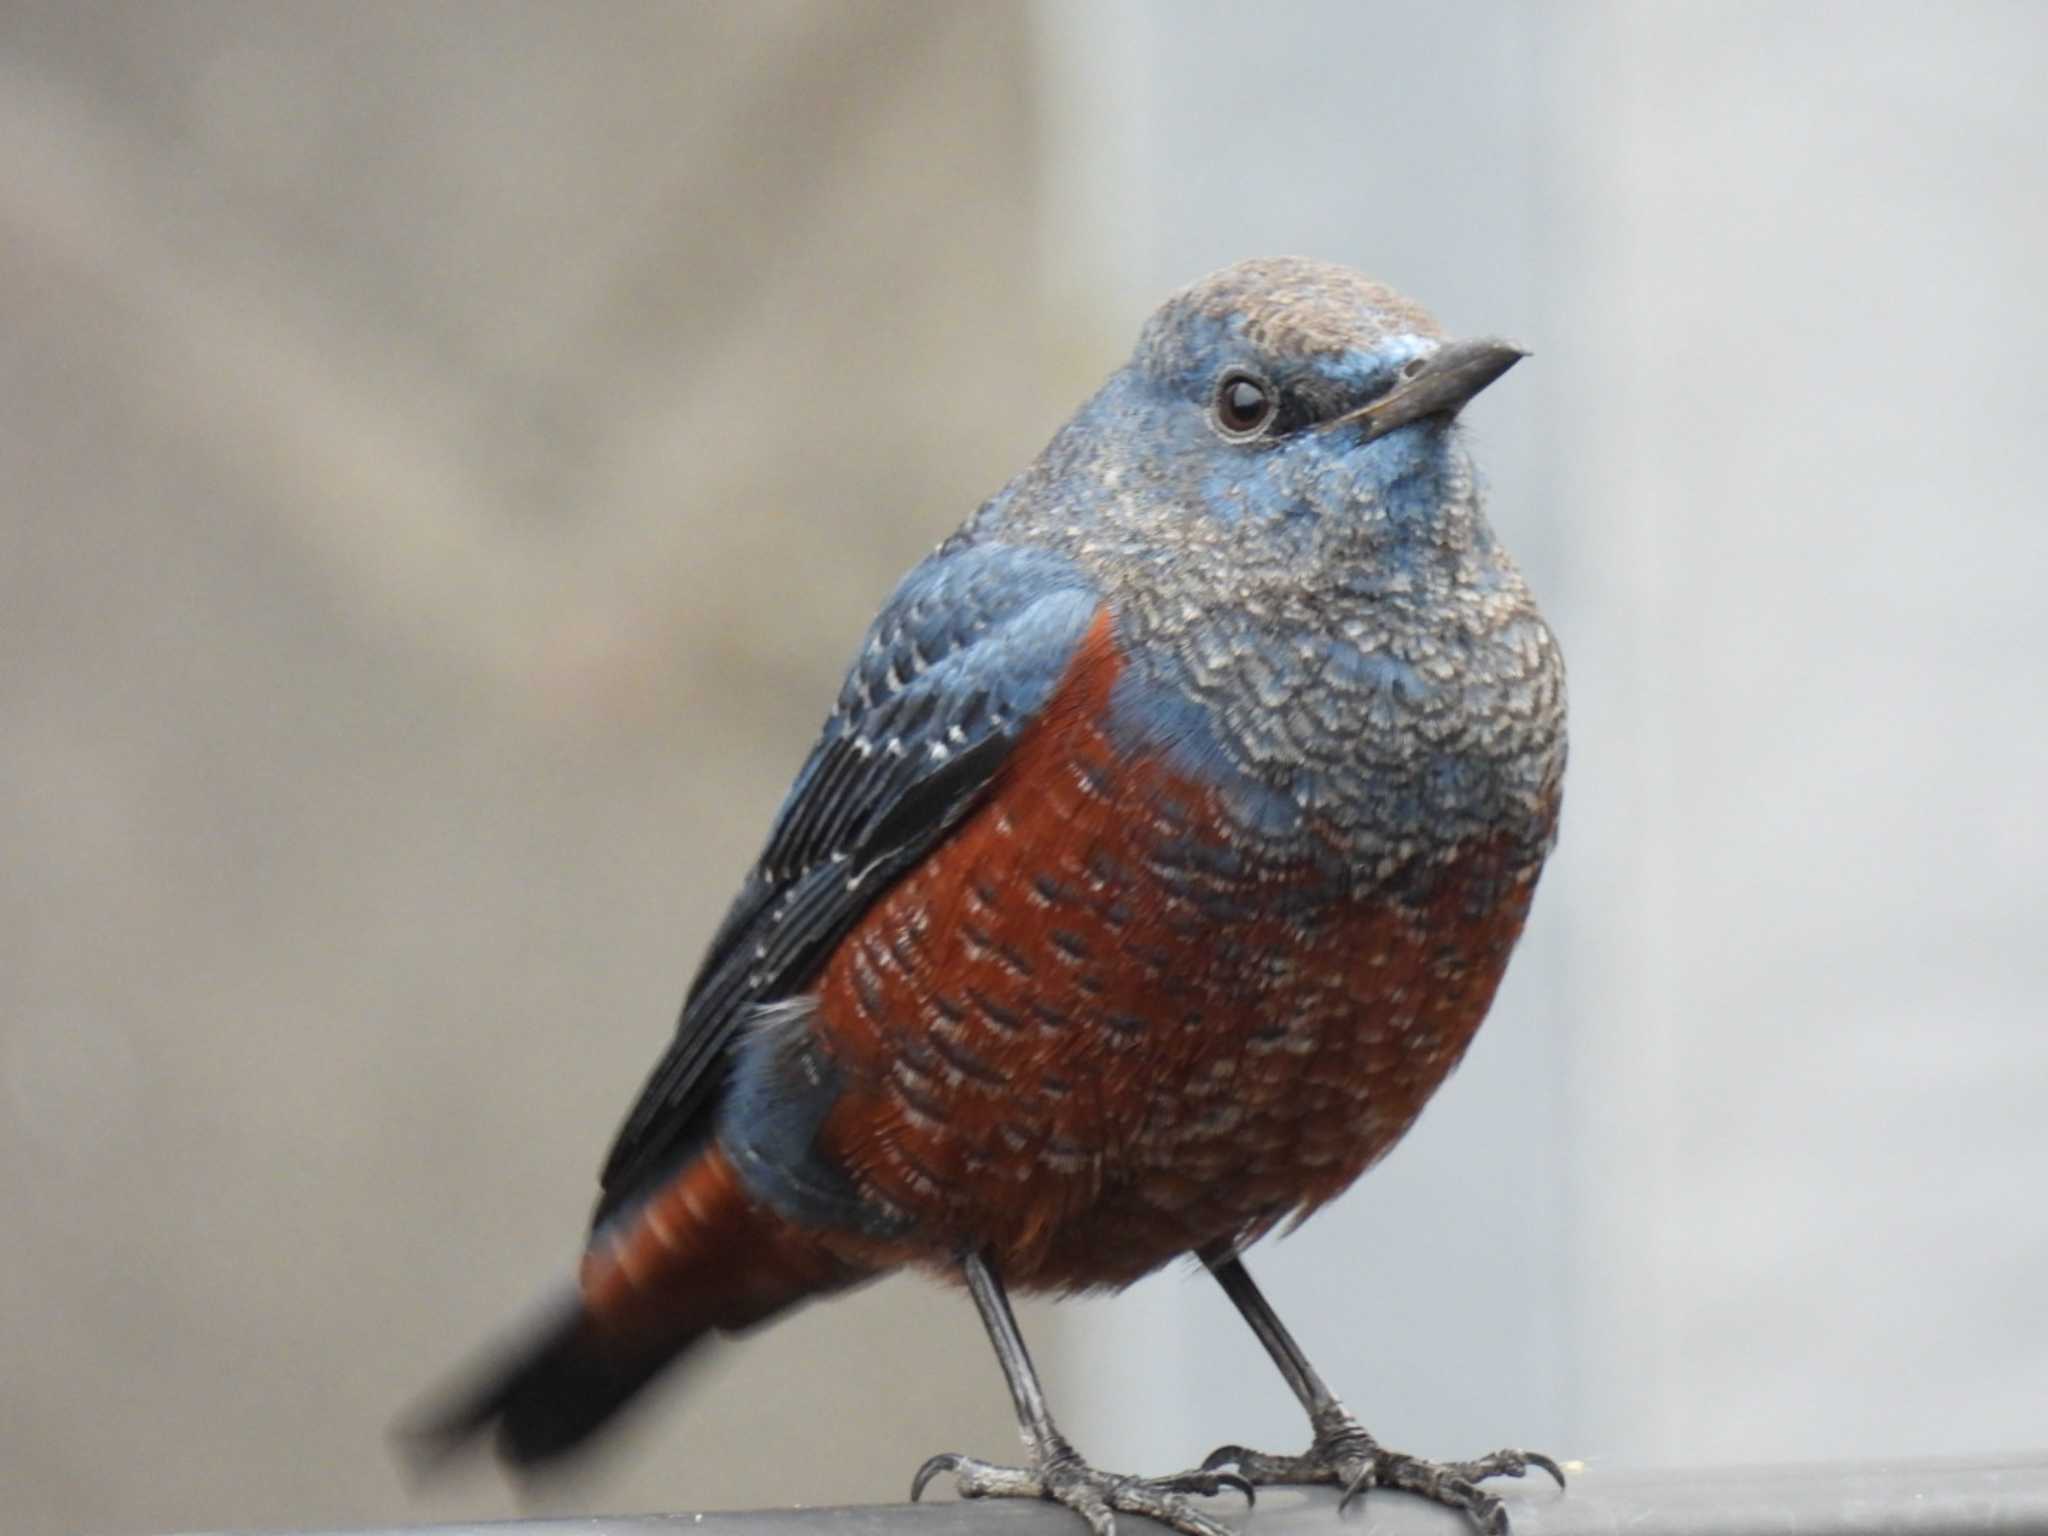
left=912, top=1251, right=1251, bottom=1536
left=1192, top=1248, right=1564, bottom=1536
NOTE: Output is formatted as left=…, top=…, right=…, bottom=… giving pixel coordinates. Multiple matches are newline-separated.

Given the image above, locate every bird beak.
left=1331, top=338, right=1527, bottom=443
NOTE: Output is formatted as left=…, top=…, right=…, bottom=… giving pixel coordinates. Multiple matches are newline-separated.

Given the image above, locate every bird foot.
left=913, top=1440, right=1253, bottom=1536
left=1192, top=1406, right=1563, bottom=1536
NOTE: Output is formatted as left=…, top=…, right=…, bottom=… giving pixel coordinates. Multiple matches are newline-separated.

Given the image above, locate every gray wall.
left=3, top=6, right=2044, bottom=1536
left=1044, top=0, right=2048, bottom=1479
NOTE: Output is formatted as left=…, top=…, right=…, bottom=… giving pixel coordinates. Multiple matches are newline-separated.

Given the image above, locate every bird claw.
left=912, top=1444, right=1248, bottom=1536
left=1192, top=1409, right=1563, bottom=1536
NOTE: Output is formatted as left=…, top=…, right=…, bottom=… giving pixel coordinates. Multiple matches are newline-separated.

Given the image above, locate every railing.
left=185, top=1455, right=2048, bottom=1536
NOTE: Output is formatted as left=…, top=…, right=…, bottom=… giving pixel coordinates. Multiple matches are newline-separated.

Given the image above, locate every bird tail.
left=396, top=1283, right=687, bottom=1469
left=398, top=1144, right=864, bottom=1470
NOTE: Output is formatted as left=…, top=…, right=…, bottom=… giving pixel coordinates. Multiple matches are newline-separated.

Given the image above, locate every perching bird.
left=404, top=258, right=1568, bottom=1536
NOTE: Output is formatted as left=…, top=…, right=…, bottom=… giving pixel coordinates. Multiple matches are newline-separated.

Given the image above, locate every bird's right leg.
left=912, top=1249, right=1249, bottom=1536
left=1187, top=1247, right=1562, bottom=1536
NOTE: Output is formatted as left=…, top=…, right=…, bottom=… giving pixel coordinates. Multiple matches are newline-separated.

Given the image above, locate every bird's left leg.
left=913, top=1249, right=1251, bottom=1536
left=1186, top=1247, right=1563, bottom=1536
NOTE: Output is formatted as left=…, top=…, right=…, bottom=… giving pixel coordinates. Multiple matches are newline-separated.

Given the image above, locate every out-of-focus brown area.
left=0, top=5, right=1063, bottom=1531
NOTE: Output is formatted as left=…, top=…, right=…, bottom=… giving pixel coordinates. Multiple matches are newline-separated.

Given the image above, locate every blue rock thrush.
left=405, top=258, right=1568, bottom=1536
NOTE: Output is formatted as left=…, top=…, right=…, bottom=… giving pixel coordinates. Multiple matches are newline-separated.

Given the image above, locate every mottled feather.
left=594, top=542, right=1103, bottom=1223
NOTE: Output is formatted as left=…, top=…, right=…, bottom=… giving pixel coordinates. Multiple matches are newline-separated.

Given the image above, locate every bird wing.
left=592, top=539, right=1104, bottom=1227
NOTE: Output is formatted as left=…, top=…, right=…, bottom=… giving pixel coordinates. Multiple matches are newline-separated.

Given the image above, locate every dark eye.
left=1212, top=370, right=1277, bottom=439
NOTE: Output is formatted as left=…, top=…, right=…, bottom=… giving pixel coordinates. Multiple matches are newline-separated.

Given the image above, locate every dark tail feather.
left=395, top=1287, right=706, bottom=1471
left=399, top=1147, right=868, bottom=1474
left=397, top=1146, right=864, bottom=1474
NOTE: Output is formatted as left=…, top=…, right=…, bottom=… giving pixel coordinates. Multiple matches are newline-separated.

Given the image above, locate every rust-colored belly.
left=805, top=630, right=1543, bottom=1291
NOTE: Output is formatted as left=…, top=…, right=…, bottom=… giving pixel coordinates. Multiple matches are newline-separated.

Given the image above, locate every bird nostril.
left=1400, top=357, right=1427, bottom=380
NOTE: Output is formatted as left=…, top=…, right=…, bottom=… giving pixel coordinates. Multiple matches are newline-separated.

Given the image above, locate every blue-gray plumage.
left=597, top=542, right=1105, bottom=1224
left=404, top=259, right=1567, bottom=1536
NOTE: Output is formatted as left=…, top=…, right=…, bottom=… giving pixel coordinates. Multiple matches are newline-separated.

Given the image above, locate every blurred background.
left=4, top=3, right=2045, bottom=1534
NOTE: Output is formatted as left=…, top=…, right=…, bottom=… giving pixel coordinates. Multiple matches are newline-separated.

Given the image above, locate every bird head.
left=1107, top=257, right=1523, bottom=550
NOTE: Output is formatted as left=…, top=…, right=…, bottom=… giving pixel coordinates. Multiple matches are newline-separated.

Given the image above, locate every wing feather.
left=593, top=541, right=1102, bottom=1225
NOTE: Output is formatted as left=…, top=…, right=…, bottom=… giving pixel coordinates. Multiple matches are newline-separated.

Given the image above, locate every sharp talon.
left=1527, top=1451, right=1567, bottom=1489
left=1168, top=1468, right=1255, bottom=1505
left=1338, top=1467, right=1373, bottom=1513
left=1199, top=1445, right=1246, bottom=1473
left=910, top=1452, right=961, bottom=1502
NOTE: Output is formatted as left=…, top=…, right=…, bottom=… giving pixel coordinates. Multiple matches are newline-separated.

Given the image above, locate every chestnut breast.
left=804, top=619, right=1547, bottom=1290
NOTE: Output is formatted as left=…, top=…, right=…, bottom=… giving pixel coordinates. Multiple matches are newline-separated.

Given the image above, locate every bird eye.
left=1212, top=371, right=1276, bottom=439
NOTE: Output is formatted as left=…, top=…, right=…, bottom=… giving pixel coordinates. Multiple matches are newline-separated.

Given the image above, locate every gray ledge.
left=185, top=1456, right=2048, bottom=1536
